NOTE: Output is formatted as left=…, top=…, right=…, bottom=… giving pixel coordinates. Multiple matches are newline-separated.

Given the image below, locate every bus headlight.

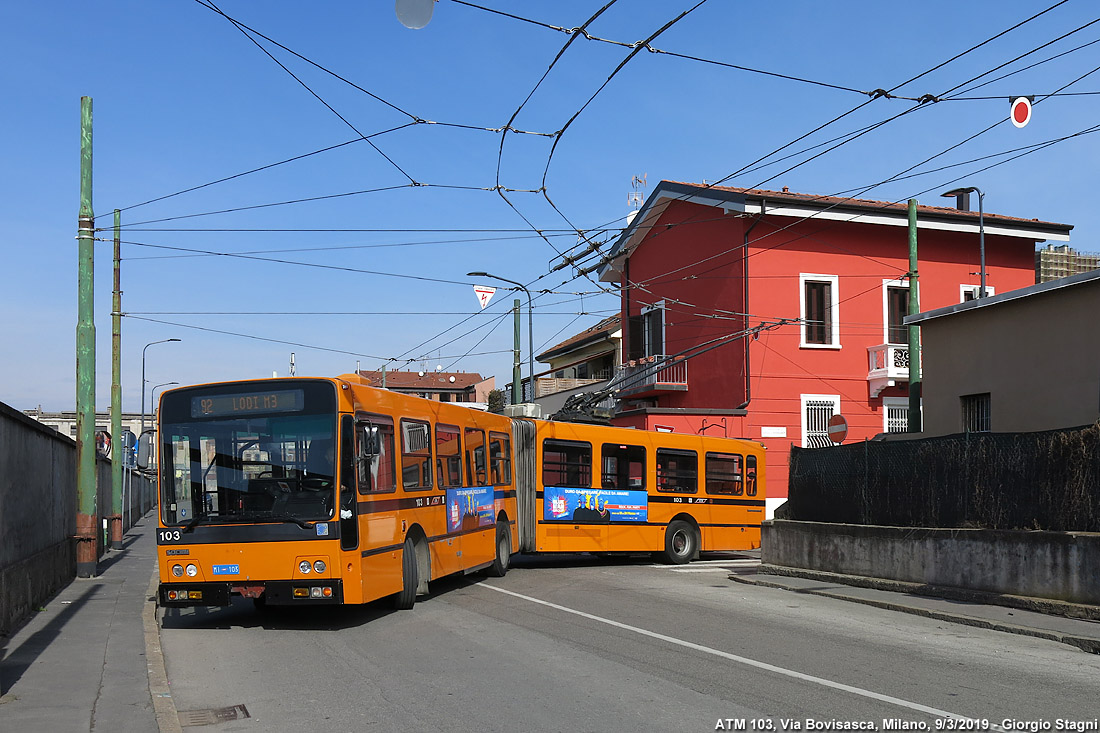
left=172, top=564, right=184, bottom=577
left=186, top=564, right=198, bottom=577
left=313, top=560, right=326, bottom=574
left=299, top=560, right=312, bottom=574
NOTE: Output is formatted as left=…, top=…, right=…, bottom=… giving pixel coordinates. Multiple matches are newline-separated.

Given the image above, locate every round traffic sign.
left=827, top=414, right=848, bottom=444
left=1010, top=96, right=1032, bottom=129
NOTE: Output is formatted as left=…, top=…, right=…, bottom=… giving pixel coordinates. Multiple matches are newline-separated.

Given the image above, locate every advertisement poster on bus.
left=543, top=487, right=648, bottom=523
left=446, top=486, right=495, bottom=533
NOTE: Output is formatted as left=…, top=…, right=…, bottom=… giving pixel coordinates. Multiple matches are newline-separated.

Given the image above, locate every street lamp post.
left=141, top=338, right=181, bottom=440
left=467, top=271, right=534, bottom=402
left=151, top=381, right=179, bottom=414
left=941, top=186, right=986, bottom=298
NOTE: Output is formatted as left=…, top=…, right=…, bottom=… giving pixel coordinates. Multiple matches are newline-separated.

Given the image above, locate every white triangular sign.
left=473, top=285, right=496, bottom=309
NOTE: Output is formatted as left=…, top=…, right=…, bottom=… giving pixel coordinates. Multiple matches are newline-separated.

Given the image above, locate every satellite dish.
left=396, top=0, right=434, bottom=29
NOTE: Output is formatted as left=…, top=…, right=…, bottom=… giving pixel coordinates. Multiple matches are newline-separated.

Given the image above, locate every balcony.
left=615, top=355, right=689, bottom=398
left=867, top=343, right=918, bottom=398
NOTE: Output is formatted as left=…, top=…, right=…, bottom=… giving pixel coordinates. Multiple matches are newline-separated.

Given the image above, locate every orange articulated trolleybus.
left=151, top=375, right=764, bottom=611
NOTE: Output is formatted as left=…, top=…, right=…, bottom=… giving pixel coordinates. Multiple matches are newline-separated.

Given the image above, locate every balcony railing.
left=867, top=343, right=918, bottom=398
left=615, top=355, right=688, bottom=397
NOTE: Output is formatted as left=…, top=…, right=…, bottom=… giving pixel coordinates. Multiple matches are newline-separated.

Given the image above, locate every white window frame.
left=800, top=394, right=841, bottom=448
left=960, top=284, right=996, bottom=302
left=882, top=396, right=920, bottom=433
left=799, top=274, right=840, bottom=349
left=882, top=278, right=909, bottom=345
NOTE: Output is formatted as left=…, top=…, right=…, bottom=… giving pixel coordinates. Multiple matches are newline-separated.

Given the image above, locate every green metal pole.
left=907, top=199, right=922, bottom=433
left=76, top=96, right=97, bottom=577
left=512, top=299, right=521, bottom=405
left=110, top=209, right=123, bottom=549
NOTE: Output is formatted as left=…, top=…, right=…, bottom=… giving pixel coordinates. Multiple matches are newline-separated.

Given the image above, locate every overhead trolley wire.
left=196, top=0, right=417, bottom=185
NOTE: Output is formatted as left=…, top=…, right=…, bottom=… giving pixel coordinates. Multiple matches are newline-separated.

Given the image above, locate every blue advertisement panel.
left=446, top=486, right=495, bottom=533
left=543, top=487, right=648, bottom=523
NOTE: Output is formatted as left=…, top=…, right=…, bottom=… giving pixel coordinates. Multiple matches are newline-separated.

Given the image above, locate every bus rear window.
left=542, top=439, right=591, bottom=488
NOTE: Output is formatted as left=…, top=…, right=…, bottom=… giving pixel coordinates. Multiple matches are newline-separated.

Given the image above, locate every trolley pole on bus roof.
left=76, top=96, right=98, bottom=577
left=110, top=209, right=123, bottom=550
left=907, top=199, right=922, bottom=433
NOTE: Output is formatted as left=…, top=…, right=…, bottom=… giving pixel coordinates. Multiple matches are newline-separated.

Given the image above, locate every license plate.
left=212, top=564, right=240, bottom=575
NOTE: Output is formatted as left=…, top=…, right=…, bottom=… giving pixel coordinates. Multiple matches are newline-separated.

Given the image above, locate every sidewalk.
left=0, top=514, right=174, bottom=732
left=729, top=565, right=1100, bottom=654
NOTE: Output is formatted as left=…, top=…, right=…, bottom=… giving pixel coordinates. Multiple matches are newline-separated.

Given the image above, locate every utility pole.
left=512, top=299, right=522, bottom=404
left=76, top=96, right=97, bottom=577
left=907, top=199, right=922, bottom=433
left=111, top=209, right=123, bottom=550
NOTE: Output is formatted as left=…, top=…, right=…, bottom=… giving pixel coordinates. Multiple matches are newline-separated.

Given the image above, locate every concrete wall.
left=920, top=277, right=1100, bottom=436
left=0, top=401, right=155, bottom=635
left=762, top=519, right=1100, bottom=606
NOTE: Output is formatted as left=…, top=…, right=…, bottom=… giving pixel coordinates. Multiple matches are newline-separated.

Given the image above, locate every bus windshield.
left=159, top=381, right=338, bottom=527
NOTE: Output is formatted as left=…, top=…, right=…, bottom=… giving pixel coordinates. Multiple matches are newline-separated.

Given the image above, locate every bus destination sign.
left=191, top=389, right=305, bottom=418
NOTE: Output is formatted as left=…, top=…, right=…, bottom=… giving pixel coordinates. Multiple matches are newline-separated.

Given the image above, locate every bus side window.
left=656, top=449, right=698, bottom=494
left=436, top=424, right=463, bottom=488
left=746, top=454, right=758, bottom=496
left=464, top=428, right=486, bottom=486
left=705, top=452, right=743, bottom=495
left=400, top=419, right=432, bottom=491
left=489, top=432, right=511, bottom=486
left=542, top=439, right=591, bottom=488
left=601, top=444, right=645, bottom=490
left=357, top=415, right=396, bottom=494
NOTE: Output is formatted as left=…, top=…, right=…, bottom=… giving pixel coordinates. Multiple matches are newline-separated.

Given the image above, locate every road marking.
left=478, top=583, right=988, bottom=723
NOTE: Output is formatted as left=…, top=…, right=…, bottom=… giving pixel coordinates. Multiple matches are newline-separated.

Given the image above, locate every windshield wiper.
left=261, top=513, right=312, bottom=530
left=182, top=513, right=215, bottom=533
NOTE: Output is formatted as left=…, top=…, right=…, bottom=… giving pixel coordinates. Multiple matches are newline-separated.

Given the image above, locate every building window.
left=961, top=393, right=991, bottom=432
left=884, top=280, right=909, bottom=344
left=800, top=274, right=839, bottom=348
left=643, top=302, right=664, bottom=356
left=882, top=396, right=915, bottom=433
left=960, top=284, right=995, bottom=302
left=801, top=394, right=840, bottom=448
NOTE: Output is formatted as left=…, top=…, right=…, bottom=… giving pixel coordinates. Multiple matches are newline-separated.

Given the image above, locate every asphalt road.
left=159, top=554, right=1100, bottom=732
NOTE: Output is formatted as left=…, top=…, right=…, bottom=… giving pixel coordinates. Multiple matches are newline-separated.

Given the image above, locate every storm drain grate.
left=178, top=704, right=250, bottom=727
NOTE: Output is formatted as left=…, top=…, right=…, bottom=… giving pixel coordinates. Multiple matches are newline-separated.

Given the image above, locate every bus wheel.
left=394, top=537, right=418, bottom=610
left=661, top=520, right=697, bottom=565
left=487, top=524, right=511, bottom=578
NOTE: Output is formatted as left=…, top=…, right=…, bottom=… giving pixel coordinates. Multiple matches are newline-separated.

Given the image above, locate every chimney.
left=952, top=191, right=971, bottom=211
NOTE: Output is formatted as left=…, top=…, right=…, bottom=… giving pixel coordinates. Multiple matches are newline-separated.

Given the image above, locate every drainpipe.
left=737, top=202, right=765, bottom=410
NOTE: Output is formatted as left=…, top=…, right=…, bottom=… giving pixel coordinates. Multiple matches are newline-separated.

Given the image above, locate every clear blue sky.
left=4, top=1, right=1097, bottom=412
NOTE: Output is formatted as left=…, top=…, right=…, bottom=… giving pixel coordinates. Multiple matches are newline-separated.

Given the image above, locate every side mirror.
left=136, top=431, right=155, bottom=470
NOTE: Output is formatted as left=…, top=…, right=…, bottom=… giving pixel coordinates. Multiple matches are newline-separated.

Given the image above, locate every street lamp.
left=941, top=186, right=986, bottom=298
left=141, top=338, right=181, bottom=440
left=150, top=381, right=178, bottom=415
left=467, top=271, right=534, bottom=403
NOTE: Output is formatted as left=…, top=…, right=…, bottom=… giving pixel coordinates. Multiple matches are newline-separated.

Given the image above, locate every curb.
left=143, top=570, right=182, bottom=733
left=729, top=572, right=1100, bottom=655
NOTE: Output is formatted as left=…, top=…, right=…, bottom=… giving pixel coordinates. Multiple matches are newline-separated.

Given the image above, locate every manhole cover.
left=178, top=704, right=250, bottom=727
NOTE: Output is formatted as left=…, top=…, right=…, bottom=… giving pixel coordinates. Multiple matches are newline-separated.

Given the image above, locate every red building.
left=599, top=181, right=1072, bottom=515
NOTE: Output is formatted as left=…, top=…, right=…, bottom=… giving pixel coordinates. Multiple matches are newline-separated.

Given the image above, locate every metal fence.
left=787, top=423, right=1100, bottom=531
